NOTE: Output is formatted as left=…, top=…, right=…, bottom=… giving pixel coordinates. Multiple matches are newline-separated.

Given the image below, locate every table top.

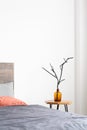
left=45, top=100, right=72, bottom=105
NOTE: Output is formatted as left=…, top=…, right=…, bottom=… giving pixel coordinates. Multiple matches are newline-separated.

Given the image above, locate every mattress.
left=0, top=105, right=87, bottom=130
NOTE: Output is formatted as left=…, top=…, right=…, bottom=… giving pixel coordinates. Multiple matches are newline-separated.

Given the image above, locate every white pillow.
left=0, top=82, right=14, bottom=97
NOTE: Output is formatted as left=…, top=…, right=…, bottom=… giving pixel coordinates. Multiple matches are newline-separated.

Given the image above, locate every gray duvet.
left=0, top=105, right=87, bottom=130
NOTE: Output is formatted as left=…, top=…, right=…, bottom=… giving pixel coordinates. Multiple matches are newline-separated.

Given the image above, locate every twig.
left=42, top=67, right=56, bottom=79
left=50, top=63, right=58, bottom=80
left=42, top=57, right=73, bottom=89
left=59, top=57, right=73, bottom=83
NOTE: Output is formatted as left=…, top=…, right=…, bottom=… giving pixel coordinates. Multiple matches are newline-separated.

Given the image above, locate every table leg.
left=50, top=104, right=52, bottom=109
left=64, top=104, right=68, bottom=112
left=57, top=104, right=59, bottom=110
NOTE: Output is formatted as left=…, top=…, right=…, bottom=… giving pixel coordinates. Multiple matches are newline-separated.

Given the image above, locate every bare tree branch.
left=60, top=57, right=73, bottom=67
left=59, top=57, right=73, bottom=83
left=42, top=67, right=56, bottom=79
left=42, top=57, right=73, bottom=89
left=50, top=64, right=58, bottom=80
left=60, top=79, right=65, bottom=83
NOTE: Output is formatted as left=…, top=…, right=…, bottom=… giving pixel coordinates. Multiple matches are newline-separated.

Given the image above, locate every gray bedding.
left=0, top=105, right=87, bottom=130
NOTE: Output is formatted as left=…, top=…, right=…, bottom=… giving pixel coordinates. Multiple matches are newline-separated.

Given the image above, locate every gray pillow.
left=0, top=82, right=14, bottom=97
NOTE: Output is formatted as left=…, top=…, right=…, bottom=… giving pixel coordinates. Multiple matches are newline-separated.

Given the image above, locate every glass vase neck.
left=57, top=88, right=59, bottom=92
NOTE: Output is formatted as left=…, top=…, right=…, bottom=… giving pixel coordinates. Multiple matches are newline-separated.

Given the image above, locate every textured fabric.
left=0, top=105, right=87, bottom=130
left=0, top=82, right=14, bottom=96
left=0, top=96, right=27, bottom=106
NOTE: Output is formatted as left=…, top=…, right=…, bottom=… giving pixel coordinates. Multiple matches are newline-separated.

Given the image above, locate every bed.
left=0, top=105, right=87, bottom=130
left=0, top=63, right=87, bottom=130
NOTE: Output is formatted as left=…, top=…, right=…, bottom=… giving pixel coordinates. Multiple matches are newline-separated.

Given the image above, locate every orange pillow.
left=0, top=96, right=27, bottom=106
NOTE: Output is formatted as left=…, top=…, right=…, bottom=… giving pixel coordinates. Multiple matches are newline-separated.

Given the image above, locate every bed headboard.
left=0, top=63, right=14, bottom=83
left=0, top=63, right=14, bottom=96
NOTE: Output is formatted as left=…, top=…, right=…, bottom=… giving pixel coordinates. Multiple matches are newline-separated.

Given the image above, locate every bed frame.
left=0, top=63, right=14, bottom=84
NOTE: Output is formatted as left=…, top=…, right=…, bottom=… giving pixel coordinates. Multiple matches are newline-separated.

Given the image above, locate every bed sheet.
left=0, top=105, right=87, bottom=130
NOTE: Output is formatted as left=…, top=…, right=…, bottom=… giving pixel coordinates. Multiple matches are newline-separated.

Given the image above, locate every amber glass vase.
left=54, top=88, right=62, bottom=101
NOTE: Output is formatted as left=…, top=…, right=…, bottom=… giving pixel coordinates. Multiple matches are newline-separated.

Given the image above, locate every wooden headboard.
left=0, top=63, right=14, bottom=83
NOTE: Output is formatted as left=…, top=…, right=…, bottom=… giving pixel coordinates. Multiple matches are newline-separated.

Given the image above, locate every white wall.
left=0, top=0, right=75, bottom=112
left=75, top=0, right=87, bottom=114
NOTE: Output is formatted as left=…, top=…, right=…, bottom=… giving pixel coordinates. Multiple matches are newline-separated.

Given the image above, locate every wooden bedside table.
left=45, top=100, right=72, bottom=112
